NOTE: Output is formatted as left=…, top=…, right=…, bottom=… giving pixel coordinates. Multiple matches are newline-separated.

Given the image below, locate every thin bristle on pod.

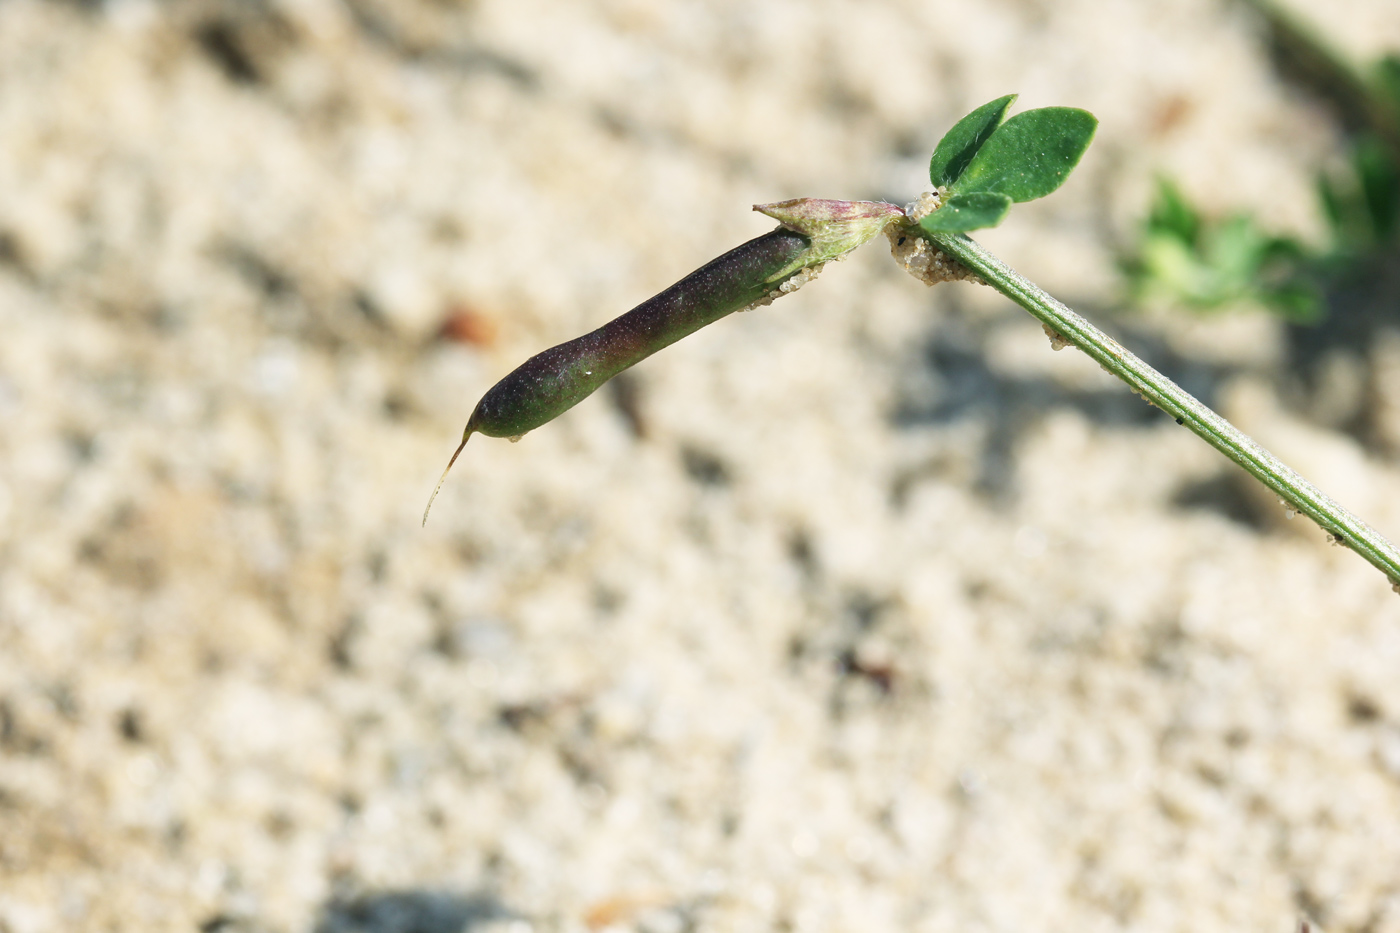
left=422, top=430, right=471, bottom=526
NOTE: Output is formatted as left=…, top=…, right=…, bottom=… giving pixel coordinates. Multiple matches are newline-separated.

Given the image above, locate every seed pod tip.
left=422, top=429, right=472, bottom=527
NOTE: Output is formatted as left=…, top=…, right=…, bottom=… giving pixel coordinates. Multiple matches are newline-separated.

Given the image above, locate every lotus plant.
left=425, top=97, right=1400, bottom=597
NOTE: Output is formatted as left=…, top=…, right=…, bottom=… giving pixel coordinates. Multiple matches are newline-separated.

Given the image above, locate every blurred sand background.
left=4, top=0, right=1400, bottom=931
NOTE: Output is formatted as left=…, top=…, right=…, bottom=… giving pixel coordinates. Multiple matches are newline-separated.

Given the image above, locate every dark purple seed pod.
left=423, top=198, right=905, bottom=523
left=466, top=228, right=810, bottom=441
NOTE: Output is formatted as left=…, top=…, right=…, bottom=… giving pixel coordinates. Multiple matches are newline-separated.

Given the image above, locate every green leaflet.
left=951, top=107, right=1098, bottom=203
left=928, top=94, right=1016, bottom=188
left=918, top=191, right=1012, bottom=232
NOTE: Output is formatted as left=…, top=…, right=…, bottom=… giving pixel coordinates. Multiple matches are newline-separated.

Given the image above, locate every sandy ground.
left=3, top=1, right=1400, bottom=931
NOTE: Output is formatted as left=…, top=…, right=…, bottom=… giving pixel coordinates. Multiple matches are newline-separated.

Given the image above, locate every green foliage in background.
left=1124, top=178, right=1321, bottom=321
left=1122, top=16, right=1400, bottom=322
left=1320, top=136, right=1400, bottom=252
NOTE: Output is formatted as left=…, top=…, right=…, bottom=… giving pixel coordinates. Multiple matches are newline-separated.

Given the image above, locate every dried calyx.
left=754, top=198, right=906, bottom=280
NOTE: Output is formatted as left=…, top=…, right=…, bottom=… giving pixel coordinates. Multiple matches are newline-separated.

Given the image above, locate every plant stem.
left=920, top=227, right=1400, bottom=588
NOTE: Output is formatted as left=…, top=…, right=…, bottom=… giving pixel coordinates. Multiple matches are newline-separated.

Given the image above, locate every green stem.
left=921, top=227, right=1400, bottom=589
